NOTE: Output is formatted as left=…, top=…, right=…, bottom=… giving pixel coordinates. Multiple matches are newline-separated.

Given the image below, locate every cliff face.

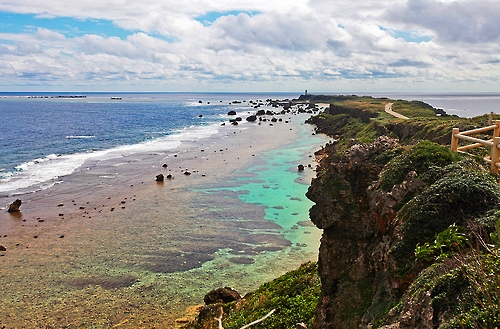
left=307, top=124, right=500, bottom=328
left=307, top=137, right=406, bottom=328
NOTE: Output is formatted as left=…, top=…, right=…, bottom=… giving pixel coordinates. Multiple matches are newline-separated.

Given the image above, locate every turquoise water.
left=203, top=123, right=328, bottom=248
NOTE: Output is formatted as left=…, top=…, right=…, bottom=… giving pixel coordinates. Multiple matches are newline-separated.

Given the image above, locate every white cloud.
left=0, top=0, right=499, bottom=91
left=385, top=0, right=500, bottom=44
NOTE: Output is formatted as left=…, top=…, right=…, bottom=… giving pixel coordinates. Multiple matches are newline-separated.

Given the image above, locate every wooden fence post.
left=451, top=127, right=460, bottom=151
left=491, top=137, right=500, bottom=174
left=494, top=120, right=500, bottom=137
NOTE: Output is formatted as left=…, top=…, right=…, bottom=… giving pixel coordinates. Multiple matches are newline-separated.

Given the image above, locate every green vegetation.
left=379, top=140, right=462, bottom=191
left=414, top=223, right=468, bottom=262
left=399, top=248, right=500, bottom=328
left=184, top=262, right=320, bottom=329
left=391, top=168, right=500, bottom=267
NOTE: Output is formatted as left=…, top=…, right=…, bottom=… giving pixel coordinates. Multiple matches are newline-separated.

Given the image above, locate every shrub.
left=391, top=169, right=500, bottom=266
left=379, top=141, right=462, bottom=192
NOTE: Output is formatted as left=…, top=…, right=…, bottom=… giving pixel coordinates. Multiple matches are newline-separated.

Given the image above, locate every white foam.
left=0, top=123, right=221, bottom=195
left=66, top=135, right=95, bottom=139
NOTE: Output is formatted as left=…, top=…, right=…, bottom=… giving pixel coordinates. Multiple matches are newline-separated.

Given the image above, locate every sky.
left=0, top=0, right=499, bottom=92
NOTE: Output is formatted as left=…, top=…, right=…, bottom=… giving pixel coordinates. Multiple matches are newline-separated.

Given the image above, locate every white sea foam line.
left=0, top=123, right=223, bottom=194
left=66, top=135, right=95, bottom=139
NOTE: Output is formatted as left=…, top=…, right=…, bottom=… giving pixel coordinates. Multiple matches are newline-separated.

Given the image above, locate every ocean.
left=0, top=92, right=302, bottom=197
left=0, top=91, right=330, bottom=328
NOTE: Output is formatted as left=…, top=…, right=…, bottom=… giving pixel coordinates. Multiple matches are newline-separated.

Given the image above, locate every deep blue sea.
left=0, top=92, right=298, bottom=194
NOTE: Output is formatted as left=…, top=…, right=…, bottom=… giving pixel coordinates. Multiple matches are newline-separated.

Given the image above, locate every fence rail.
left=451, top=120, right=500, bottom=174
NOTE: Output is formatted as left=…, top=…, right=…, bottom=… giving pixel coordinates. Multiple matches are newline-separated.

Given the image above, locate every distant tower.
left=305, top=90, right=308, bottom=95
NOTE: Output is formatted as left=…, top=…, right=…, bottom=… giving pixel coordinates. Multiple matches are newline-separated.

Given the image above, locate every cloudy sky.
left=0, top=0, right=499, bottom=92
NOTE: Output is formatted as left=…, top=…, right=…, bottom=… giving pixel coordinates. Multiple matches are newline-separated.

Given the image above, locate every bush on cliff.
left=391, top=169, right=500, bottom=268
left=379, top=140, right=462, bottom=192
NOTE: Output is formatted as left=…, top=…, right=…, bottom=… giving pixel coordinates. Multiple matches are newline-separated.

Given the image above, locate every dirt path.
left=385, top=103, right=409, bottom=119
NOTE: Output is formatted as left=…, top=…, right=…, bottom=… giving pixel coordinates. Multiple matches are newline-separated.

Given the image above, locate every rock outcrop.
left=307, top=136, right=402, bottom=328
left=203, top=287, right=241, bottom=305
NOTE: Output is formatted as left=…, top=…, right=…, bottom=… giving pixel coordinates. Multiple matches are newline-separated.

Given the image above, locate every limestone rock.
left=204, top=287, right=241, bottom=305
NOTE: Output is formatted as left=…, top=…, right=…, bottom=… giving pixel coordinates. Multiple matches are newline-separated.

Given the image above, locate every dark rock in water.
left=184, top=171, right=192, bottom=175
left=0, top=245, right=6, bottom=251
left=8, top=199, right=22, bottom=212
left=228, top=257, right=255, bottom=264
left=231, top=121, right=239, bottom=125
left=246, top=115, right=257, bottom=122
left=199, top=114, right=203, bottom=118
left=227, top=110, right=237, bottom=115
left=298, top=164, right=305, bottom=171
left=166, top=174, right=173, bottom=179
left=256, top=109, right=266, bottom=116
left=271, top=117, right=278, bottom=122
left=162, top=163, right=168, bottom=168
left=204, top=287, right=241, bottom=305
left=156, top=174, right=164, bottom=182
left=235, top=117, right=242, bottom=121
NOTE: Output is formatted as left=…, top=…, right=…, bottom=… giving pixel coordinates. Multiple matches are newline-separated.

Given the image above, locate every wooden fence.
left=451, top=120, right=500, bottom=174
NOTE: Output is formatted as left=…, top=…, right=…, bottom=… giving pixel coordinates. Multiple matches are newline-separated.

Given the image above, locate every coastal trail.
left=385, top=103, right=409, bottom=119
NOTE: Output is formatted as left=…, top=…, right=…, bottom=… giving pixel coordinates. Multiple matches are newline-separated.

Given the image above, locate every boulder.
left=156, top=174, right=164, bottom=182
left=256, top=109, right=266, bottom=116
left=298, top=164, right=305, bottom=171
left=227, top=110, right=237, bottom=115
left=8, top=199, right=22, bottom=212
left=204, top=287, right=241, bottom=305
left=246, top=115, right=257, bottom=122
left=0, top=245, right=6, bottom=251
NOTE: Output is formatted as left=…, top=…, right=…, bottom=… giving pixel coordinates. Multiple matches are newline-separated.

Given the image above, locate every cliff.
left=307, top=98, right=500, bottom=328
left=185, top=96, right=500, bottom=328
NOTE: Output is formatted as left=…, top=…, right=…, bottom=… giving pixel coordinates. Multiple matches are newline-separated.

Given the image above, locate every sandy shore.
left=0, top=110, right=329, bottom=328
